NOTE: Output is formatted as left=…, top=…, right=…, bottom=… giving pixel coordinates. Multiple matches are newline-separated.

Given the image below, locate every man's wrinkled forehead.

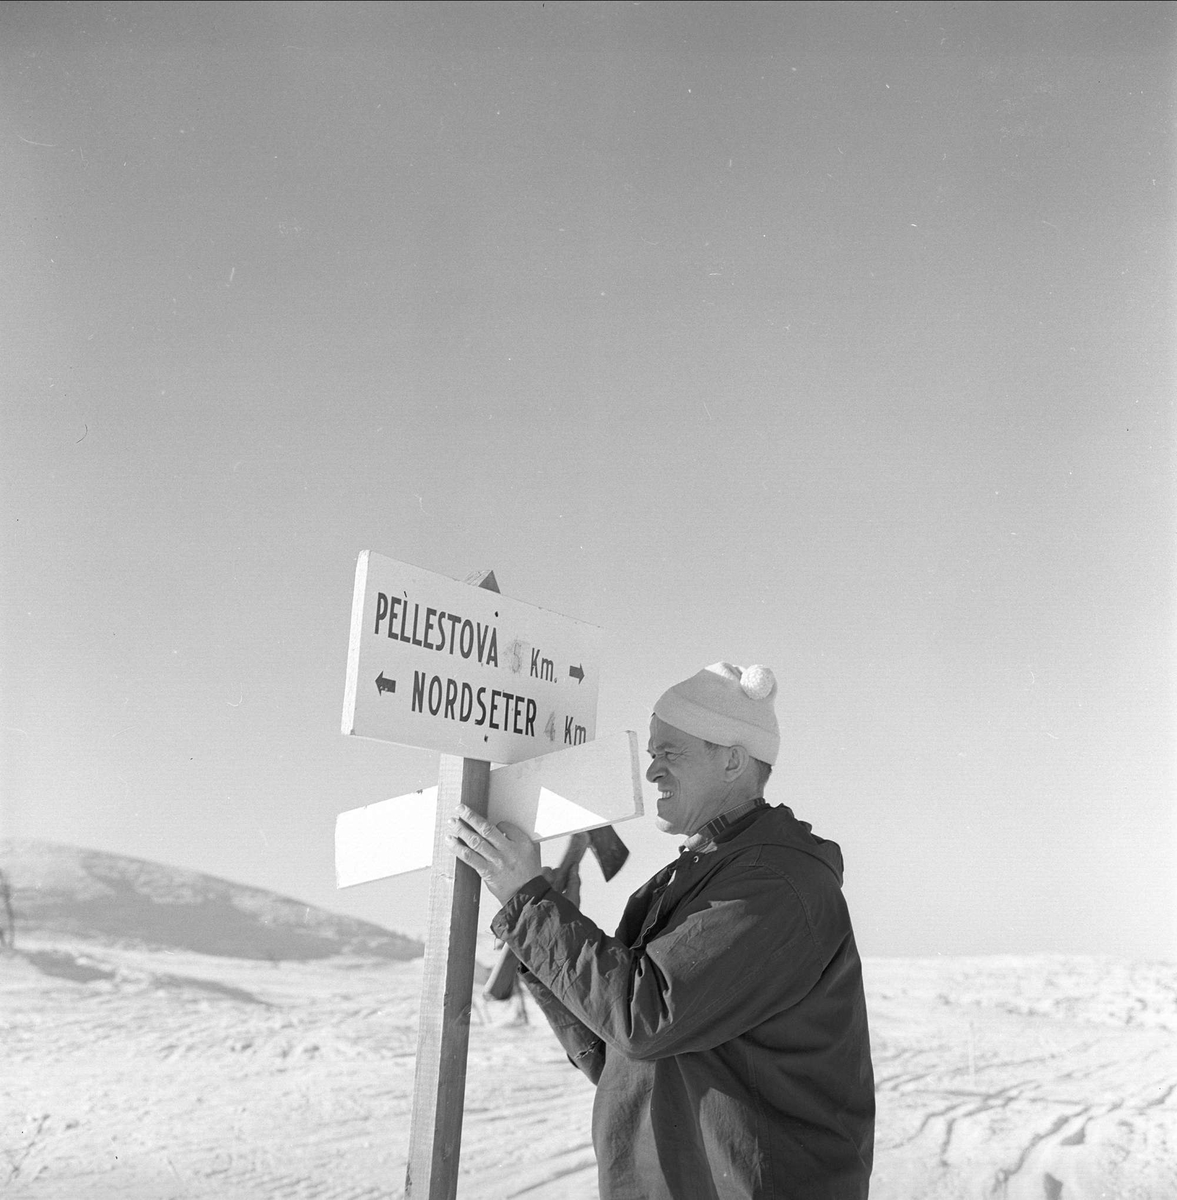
left=647, top=715, right=697, bottom=755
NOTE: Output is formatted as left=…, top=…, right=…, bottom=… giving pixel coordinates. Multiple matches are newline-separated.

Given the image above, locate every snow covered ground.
left=2, top=843, right=1174, bottom=1199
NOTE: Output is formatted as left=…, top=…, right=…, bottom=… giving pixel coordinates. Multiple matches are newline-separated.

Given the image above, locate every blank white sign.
left=335, top=730, right=644, bottom=887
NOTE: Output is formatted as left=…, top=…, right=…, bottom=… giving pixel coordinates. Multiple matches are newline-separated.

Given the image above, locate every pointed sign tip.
left=466, top=568, right=499, bottom=593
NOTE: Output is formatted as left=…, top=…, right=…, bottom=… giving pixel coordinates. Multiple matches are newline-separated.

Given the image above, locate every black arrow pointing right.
left=568, top=664, right=585, bottom=684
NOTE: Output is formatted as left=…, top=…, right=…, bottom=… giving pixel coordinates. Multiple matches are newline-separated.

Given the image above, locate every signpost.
left=339, top=554, right=636, bottom=1200
left=343, top=552, right=603, bottom=761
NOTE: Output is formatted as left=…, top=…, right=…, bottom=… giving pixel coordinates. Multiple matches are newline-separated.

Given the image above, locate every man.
left=448, top=662, right=874, bottom=1199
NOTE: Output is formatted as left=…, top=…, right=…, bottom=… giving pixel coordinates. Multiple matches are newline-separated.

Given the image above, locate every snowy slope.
left=1, top=844, right=1174, bottom=1199
left=0, top=841, right=421, bottom=962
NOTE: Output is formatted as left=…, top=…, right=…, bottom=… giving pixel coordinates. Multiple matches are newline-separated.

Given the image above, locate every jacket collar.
left=680, top=796, right=768, bottom=854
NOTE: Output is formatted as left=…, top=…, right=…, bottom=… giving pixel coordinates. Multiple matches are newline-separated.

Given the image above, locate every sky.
left=2, top=1, right=1173, bottom=959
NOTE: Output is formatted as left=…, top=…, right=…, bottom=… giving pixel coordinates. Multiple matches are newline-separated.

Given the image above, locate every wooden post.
left=404, top=570, right=499, bottom=1200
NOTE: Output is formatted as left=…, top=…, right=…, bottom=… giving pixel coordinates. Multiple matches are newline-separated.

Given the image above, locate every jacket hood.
left=711, top=804, right=845, bottom=886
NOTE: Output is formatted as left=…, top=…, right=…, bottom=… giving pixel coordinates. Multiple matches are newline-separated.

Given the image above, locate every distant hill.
left=0, top=840, right=423, bottom=963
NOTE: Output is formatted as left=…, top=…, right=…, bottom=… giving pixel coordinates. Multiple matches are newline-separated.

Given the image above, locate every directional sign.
left=335, top=731, right=645, bottom=887
left=342, top=552, right=603, bottom=763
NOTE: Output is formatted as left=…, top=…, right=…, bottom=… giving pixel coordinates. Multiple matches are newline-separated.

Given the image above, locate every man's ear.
left=723, top=744, right=750, bottom=780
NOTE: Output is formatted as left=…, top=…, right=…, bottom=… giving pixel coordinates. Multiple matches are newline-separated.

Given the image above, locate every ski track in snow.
left=864, top=957, right=1177, bottom=1200
left=3, top=942, right=1175, bottom=1199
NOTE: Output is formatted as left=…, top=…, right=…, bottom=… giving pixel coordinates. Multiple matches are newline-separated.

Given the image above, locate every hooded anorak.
left=491, top=804, right=874, bottom=1200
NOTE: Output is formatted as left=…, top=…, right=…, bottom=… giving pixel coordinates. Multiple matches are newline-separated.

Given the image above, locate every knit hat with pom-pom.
left=653, top=662, right=780, bottom=764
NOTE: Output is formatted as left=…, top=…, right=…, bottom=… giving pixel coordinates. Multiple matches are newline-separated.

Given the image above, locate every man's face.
left=646, top=716, right=730, bottom=837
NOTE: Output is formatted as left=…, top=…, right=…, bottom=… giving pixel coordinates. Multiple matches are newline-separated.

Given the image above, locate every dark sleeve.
left=492, top=856, right=835, bottom=1061
left=519, top=971, right=606, bottom=1083
left=502, top=877, right=605, bottom=1083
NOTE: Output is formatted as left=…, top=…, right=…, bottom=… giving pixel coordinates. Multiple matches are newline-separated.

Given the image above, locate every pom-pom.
left=740, top=665, right=776, bottom=701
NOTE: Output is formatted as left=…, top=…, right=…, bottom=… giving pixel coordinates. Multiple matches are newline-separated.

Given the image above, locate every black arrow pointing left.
left=376, top=672, right=397, bottom=696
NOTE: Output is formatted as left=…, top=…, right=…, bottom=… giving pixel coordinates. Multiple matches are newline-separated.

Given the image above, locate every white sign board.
left=336, top=731, right=645, bottom=886
left=342, top=552, right=603, bottom=763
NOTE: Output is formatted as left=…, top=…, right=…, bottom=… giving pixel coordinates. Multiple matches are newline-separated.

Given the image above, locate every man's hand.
left=445, top=804, right=542, bottom=905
